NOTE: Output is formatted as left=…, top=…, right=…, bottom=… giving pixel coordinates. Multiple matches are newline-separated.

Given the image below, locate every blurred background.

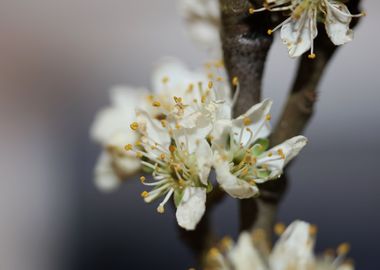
left=0, top=0, right=378, bottom=269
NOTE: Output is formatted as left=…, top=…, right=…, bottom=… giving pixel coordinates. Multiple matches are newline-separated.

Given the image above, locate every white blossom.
left=212, top=99, right=307, bottom=199
left=90, top=59, right=230, bottom=192
left=179, top=0, right=221, bottom=53
left=90, top=86, right=147, bottom=191
left=206, top=220, right=354, bottom=270
left=126, top=110, right=213, bottom=230
left=254, top=0, right=365, bottom=58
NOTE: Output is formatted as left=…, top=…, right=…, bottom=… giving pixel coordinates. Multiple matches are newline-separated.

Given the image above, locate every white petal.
left=269, top=220, right=315, bottom=270
left=211, top=119, right=233, bottom=150
left=228, top=232, right=267, bottom=270
left=176, top=187, right=206, bottom=230
left=214, top=153, right=259, bottom=199
left=179, top=0, right=221, bottom=51
left=113, top=155, right=141, bottom=175
left=232, top=99, right=272, bottom=144
left=110, top=85, right=147, bottom=109
left=195, top=139, right=213, bottom=185
left=281, top=11, right=318, bottom=58
left=173, top=120, right=212, bottom=154
left=256, top=135, right=308, bottom=180
left=90, top=86, right=143, bottom=145
left=137, top=110, right=171, bottom=148
left=325, top=1, right=353, bottom=45
left=151, top=58, right=207, bottom=97
left=94, top=151, right=121, bottom=192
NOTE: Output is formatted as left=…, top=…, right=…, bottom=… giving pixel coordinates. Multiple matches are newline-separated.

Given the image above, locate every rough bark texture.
left=220, top=0, right=273, bottom=116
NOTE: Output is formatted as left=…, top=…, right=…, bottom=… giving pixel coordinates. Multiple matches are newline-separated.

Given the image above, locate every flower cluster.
left=91, top=59, right=308, bottom=230
left=180, top=0, right=364, bottom=58
left=205, top=220, right=354, bottom=270
left=253, top=0, right=365, bottom=58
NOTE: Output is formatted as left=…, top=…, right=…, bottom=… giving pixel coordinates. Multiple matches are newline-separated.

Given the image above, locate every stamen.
left=124, top=144, right=133, bottom=151
left=162, top=76, right=169, bottom=84
left=140, top=176, right=146, bottom=183
left=152, top=101, right=161, bottom=107
left=130, top=122, right=139, bottom=131
left=274, top=223, right=286, bottom=235
left=141, top=191, right=149, bottom=198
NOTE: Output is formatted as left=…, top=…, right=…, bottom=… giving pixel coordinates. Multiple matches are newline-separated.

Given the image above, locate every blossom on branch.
left=205, top=220, right=354, bottom=270
left=212, top=99, right=307, bottom=199
left=254, top=0, right=365, bottom=58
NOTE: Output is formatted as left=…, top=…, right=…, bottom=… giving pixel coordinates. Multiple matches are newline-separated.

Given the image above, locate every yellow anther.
left=337, top=243, right=350, bottom=255
left=267, top=152, right=273, bottom=157
left=208, top=81, right=213, bottom=89
left=141, top=191, right=149, bottom=198
left=135, top=140, right=142, bottom=146
left=241, top=168, right=249, bottom=176
left=232, top=76, right=239, bottom=86
left=152, top=101, right=161, bottom=107
left=159, top=153, right=166, bottom=160
left=214, top=60, right=224, bottom=68
left=136, top=152, right=143, bottom=158
left=130, top=122, right=139, bottom=131
left=309, top=224, right=318, bottom=235
left=157, top=205, right=165, bottom=214
left=169, top=145, right=176, bottom=153
left=208, top=247, right=220, bottom=258
left=216, top=76, right=224, bottom=82
left=124, top=144, right=133, bottom=151
left=267, top=29, right=273, bottom=35
left=266, top=114, right=271, bottom=121
left=220, top=236, right=233, bottom=250
left=243, top=117, right=252, bottom=126
left=201, top=95, right=207, bottom=103
left=140, top=176, right=146, bottom=183
left=146, top=95, right=154, bottom=101
left=160, top=119, right=167, bottom=128
left=277, top=149, right=285, bottom=159
left=324, top=248, right=335, bottom=257
left=174, top=96, right=182, bottom=103
left=162, top=76, right=169, bottom=84
left=175, top=123, right=181, bottom=129
left=274, top=223, right=286, bottom=236
left=249, top=7, right=255, bottom=14
left=308, top=53, right=316, bottom=59
left=248, top=179, right=256, bottom=185
left=207, top=73, right=214, bottom=79
left=187, top=83, right=194, bottom=92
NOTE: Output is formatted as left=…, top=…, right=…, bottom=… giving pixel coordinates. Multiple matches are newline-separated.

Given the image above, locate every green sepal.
left=206, top=181, right=213, bottom=193
left=257, top=169, right=270, bottom=179
left=142, top=164, right=154, bottom=173
left=251, top=138, right=269, bottom=156
left=174, top=188, right=185, bottom=207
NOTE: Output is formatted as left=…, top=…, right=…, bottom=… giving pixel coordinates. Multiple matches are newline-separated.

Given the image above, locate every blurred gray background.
left=0, top=1, right=378, bottom=269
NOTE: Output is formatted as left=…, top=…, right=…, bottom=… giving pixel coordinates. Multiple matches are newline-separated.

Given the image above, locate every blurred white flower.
left=91, top=59, right=230, bottom=193
left=206, top=220, right=354, bottom=270
left=90, top=86, right=147, bottom=191
left=255, top=0, right=365, bottom=58
left=179, top=0, right=221, bottom=52
left=212, top=99, right=307, bottom=199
